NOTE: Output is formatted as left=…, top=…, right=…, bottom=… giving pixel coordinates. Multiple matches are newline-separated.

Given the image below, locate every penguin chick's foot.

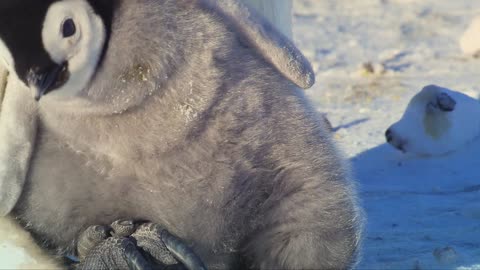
left=74, top=220, right=207, bottom=270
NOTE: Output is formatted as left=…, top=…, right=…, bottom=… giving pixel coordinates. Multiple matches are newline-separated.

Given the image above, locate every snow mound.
left=460, top=16, right=480, bottom=56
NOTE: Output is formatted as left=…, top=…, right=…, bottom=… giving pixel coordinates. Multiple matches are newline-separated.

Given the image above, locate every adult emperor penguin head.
left=0, top=0, right=114, bottom=100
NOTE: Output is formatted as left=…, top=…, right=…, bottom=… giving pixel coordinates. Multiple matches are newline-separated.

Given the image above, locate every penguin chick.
left=385, top=84, right=480, bottom=156
left=0, top=0, right=324, bottom=267
left=0, top=0, right=316, bottom=217
left=0, top=0, right=362, bottom=269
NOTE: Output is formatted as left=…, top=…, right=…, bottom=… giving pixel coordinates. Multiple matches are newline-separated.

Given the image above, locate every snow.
left=0, top=217, right=60, bottom=269
left=0, top=243, right=41, bottom=269
left=460, top=16, right=480, bottom=56
left=293, top=0, right=480, bottom=269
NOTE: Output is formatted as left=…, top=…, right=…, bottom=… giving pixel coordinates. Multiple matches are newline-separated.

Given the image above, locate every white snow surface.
left=460, top=16, right=480, bottom=56
left=0, top=217, right=60, bottom=269
left=293, top=0, right=480, bottom=269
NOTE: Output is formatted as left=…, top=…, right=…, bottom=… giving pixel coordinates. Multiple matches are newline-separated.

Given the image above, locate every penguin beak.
left=27, top=63, right=69, bottom=101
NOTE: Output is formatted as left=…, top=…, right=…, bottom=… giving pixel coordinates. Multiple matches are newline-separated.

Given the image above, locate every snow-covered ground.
left=293, top=0, right=480, bottom=269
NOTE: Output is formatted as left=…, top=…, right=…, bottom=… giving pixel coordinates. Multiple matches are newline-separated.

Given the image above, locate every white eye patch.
left=42, top=0, right=91, bottom=63
left=40, top=0, right=106, bottom=98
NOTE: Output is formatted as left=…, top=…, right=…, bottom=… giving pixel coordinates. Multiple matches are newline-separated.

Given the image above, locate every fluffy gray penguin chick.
left=0, top=0, right=362, bottom=269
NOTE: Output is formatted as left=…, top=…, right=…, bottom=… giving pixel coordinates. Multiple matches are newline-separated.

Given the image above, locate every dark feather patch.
left=0, top=0, right=59, bottom=85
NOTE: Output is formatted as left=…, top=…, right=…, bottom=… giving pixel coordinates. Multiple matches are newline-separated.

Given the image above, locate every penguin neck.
left=36, top=0, right=237, bottom=162
left=54, top=0, right=204, bottom=114
left=38, top=47, right=228, bottom=166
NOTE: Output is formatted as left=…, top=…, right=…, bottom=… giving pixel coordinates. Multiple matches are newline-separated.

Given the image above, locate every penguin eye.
left=62, top=18, right=76, bottom=38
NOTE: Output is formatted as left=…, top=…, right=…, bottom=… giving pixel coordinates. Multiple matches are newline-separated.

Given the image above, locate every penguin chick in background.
left=0, top=0, right=362, bottom=269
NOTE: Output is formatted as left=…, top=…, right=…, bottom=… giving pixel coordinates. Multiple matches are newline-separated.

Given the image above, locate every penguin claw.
left=77, top=236, right=151, bottom=270
left=133, top=223, right=207, bottom=270
left=76, top=225, right=110, bottom=260
left=74, top=220, right=206, bottom=270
